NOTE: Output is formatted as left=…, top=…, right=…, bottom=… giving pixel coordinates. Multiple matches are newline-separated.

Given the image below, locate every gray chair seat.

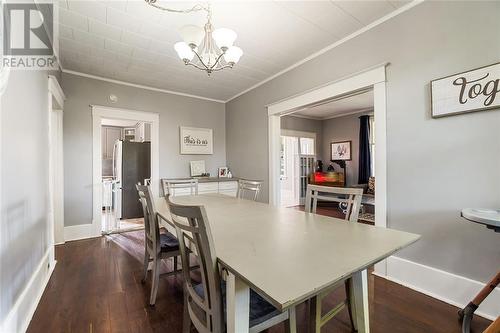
left=194, top=282, right=280, bottom=328
left=159, top=232, right=179, bottom=251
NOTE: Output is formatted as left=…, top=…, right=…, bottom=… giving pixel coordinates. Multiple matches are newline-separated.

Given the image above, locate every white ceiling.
left=57, top=0, right=410, bottom=101
left=293, top=89, right=374, bottom=119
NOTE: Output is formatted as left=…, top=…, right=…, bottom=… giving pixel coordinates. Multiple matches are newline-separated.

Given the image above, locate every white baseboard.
left=64, top=223, right=100, bottom=242
left=0, top=248, right=56, bottom=333
left=375, top=256, right=500, bottom=321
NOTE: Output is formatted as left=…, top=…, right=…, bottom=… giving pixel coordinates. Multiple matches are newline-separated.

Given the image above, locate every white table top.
left=461, top=208, right=500, bottom=228
left=155, top=194, right=420, bottom=310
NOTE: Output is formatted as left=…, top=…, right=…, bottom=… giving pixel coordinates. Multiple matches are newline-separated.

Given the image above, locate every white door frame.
left=48, top=75, right=65, bottom=250
left=267, top=64, right=388, bottom=275
left=91, top=105, right=159, bottom=237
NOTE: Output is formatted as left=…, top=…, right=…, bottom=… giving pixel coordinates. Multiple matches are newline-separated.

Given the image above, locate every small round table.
left=459, top=208, right=500, bottom=333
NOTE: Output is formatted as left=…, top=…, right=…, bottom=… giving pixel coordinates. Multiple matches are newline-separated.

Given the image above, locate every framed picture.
left=431, top=62, right=500, bottom=118
left=190, top=160, right=206, bottom=177
left=331, top=141, right=352, bottom=161
left=218, top=167, right=228, bottom=178
left=180, top=126, right=213, bottom=155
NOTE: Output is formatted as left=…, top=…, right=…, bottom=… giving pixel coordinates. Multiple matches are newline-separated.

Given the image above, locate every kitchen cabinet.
left=135, top=122, right=151, bottom=142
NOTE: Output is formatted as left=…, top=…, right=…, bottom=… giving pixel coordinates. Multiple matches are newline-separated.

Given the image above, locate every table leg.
left=349, top=269, right=369, bottom=333
left=226, top=271, right=250, bottom=333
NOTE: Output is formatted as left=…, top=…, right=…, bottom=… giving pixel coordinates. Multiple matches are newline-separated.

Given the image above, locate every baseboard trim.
left=374, top=256, right=500, bottom=321
left=64, top=223, right=100, bottom=242
left=0, top=248, right=56, bottom=333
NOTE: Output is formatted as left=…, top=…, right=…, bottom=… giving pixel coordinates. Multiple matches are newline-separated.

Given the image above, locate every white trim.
left=226, top=1, right=423, bottom=103
left=0, top=248, right=56, bottom=333
left=372, top=80, right=387, bottom=276
left=290, top=108, right=374, bottom=121
left=47, top=76, right=66, bottom=251
left=62, top=69, right=225, bottom=104
left=377, top=256, right=500, bottom=321
left=48, top=75, right=65, bottom=109
left=91, top=105, right=160, bottom=238
left=268, top=65, right=386, bottom=115
left=267, top=64, right=388, bottom=275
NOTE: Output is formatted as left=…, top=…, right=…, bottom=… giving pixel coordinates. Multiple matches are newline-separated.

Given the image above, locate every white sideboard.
left=167, top=179, right=238, bottom=197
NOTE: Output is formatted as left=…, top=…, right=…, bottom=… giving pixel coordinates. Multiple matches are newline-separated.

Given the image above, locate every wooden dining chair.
left=161, top=178, right=199, bottom=197
left=236, top=179, right=262, bottom=201
left=136, top=184, right=181, bottom=306
left=166, top=196, right=297, bottom=333
left=304, top=184, right=363, bottom=333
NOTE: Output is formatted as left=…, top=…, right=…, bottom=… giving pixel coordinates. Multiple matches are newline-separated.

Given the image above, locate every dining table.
left=154, top=194, right=420, bottom=333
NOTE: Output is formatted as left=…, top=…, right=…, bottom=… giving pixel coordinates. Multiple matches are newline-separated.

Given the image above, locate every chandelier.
left=145, top=1, right=243, bottom=76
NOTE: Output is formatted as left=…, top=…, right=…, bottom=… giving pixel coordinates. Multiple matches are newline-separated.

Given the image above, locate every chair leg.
left=183, top=293, right=191, bottom=333
left=285, top=306, right=297, bottom=333
left=142, top=253, right=149, bottom=284
left=149, top=257, right=160, bottom=306
left=345, top=279, right=355, bottom=332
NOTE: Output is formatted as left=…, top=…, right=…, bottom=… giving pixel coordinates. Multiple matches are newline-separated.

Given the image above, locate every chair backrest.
left=236, top=179, right=262, bottom=201
left=305, top=184, right=363, bottom=222
left=161, top=178, right=199, bottom=197
left=136, top=184, right=161, bottom=255
left=166, top=196, right=223, bottom=333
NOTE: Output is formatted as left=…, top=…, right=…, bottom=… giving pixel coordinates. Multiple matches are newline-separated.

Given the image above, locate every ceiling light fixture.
left=145, top=1, right=243, bottom=76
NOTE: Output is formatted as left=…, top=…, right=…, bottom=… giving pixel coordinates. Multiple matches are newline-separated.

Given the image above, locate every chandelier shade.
left=224, top=46, right=243, bottom=64
left=179, top=25, right=204, bottom=47
left=174, top=42, right=194, bottom=61
left=212, top=28, right=237, bottom=50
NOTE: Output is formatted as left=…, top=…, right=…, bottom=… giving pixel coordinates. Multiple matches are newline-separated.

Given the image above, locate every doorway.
left=101, top=118, right=152, bottom=234
left=92, top=106, right=159, bottom=238
left=267, top=64, right=388, bottom=275
left=280, top=130, right=316, bottom=207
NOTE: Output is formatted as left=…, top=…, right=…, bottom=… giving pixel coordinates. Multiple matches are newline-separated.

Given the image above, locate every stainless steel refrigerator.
left=112, top=140, right=151, bottom=219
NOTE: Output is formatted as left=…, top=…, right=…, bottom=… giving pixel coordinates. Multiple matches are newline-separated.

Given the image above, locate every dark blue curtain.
left=358, top=115, right=371, bottom=184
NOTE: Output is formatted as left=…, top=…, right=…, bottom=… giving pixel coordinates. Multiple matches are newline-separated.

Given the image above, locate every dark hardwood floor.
left=28, top=229, right=491, bottom=333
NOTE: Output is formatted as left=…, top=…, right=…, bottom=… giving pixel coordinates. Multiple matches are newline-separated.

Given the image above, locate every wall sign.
left=431, top=62, right=500, bottom=118
left=180, top=126, right=213, bottom=155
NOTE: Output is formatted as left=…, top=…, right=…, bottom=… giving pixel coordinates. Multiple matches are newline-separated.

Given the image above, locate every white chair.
left=136, top=184, right=181, bottom=306
left=236, top=179, right=262, bottom=201
left=161, top=178, right=198, bottom=197
left=166, top=195, right=297, bottom=333
left=304, top=184, right=363, bottom=333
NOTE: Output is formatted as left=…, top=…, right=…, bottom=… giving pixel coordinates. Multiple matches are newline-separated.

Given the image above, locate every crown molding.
left=224, top=0, right=424, bottom=103
left=61, top=69, right=225, bottom=104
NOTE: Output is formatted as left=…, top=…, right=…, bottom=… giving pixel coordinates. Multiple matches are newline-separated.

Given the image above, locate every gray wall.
left=62, top=73, right=226, bottom=226
left=1, top=71, right=50, bottom=322
left=281, top=115, right=323, bottom=155
left=226, top=1, right=500, bottom=283
left=321, top=114, right=362, bottom=186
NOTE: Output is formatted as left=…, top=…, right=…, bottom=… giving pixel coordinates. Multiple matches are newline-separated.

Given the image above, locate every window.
left=369, top=116, right=375, bottom=176
left=299, top=137, right=315, bottom=155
